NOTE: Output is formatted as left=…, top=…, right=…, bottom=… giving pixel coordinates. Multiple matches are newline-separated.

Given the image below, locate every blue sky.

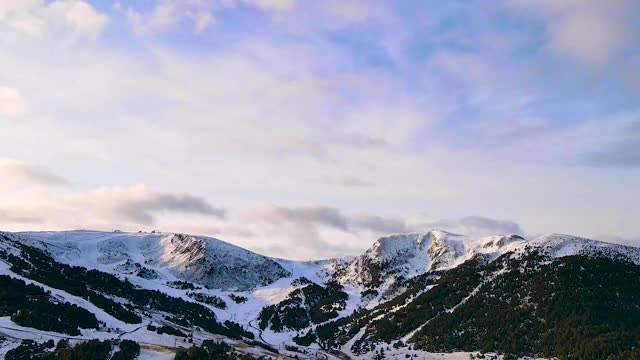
left=0, top=0, right=639, bottom=259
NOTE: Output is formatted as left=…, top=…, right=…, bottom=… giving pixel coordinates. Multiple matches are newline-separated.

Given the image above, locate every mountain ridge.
left=1, top=228, right=639, bottom=359
left=15, top=230, right=292, bottom=291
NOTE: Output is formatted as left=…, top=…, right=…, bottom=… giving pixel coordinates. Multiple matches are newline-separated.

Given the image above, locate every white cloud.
left=59, top=0, right=109, bottom=37
left=1, top=29, right=635, bottom=246
left=240, top=203, right=410, bottom=234
left=322, top=176, right=375, bottom=188
left=125, top=0, right=371, bottom=36
left=508, top=0, right=637, bottom=65
left=126, top=1, right=195, bottom=35
left=0, top=173, right=400, bottom=259
left=331, top=1, right=370, bottom=21
left=126, top=2, right=181, bottom=35
left=0, top=86, right=27, bottom=116
left=0, top=0, right=108, bottom=39
left=0, top=180, right=225, bottom=231
left=0, top=0, right=638, bottom=256
left=191, top=8, right=215, bottom=32
left=69, top=183, right=226, bottom=224
left=326, top=0, right=391, bottom=27
left=123, top=0, right=320, bottom=35
left=0, top=0, right=41, bottom=18
left=573, top=114, right=640, bottom=168
left=0, top=209, right=41, bottom=224
left=0, top=158, right=70, bottom=186
left=0, top=157, right=635, bottom=260
left=423, top=216, right=524, bottom=236
left=241, top=0, right=297, bottom=13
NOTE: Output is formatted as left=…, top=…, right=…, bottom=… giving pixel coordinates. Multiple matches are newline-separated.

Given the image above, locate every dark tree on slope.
left=174, top=340, right=261, bottom=360
left=258, top=281, right=348, bottom=332
left=0, top=275, right=99, bottom=335
left=293, top=329, right=317, bottom=346
left=111, top=340, right=141, bottom=360
left=6, top=339, right=117, bottom=360
left=58, top=340, right=112, bottom=360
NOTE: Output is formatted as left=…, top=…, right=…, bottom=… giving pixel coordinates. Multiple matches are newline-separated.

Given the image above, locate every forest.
left=258, top=279, right=348, bottom=332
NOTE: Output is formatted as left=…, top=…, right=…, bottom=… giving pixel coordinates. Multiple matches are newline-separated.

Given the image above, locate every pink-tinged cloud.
left=0, top=87, right=27, bottom=117
left=0, top=158, right=69, bottom=186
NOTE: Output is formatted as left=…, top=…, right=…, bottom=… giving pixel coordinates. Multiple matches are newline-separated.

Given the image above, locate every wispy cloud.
left=123, top=0, right=299, bottom=35
left=0, top=210, right=42, bottom=224
left=583, top=117, right=640, bottom=168
left=423, top=216, right=524, bottom=236
left=0, top=86, right=27, bottom=117
left=0, top=0, right=638, bottom=252
left=227, top=204, right=413, bottom=258
left=124, top=0, right=215, bottom=35
left=507, top=0, right=638, bottom=65
left=242, top=0, right=297, bottom=13
left=321, top=176, right=375, bottom=188
left=243, top=204, right=409, bottom=234
left=351, top=214, right=411, bottom=234
left=0, top=0, right=108, bottom=39
left=0, top=158, right=70, bottom=186
left=73, top=183, right=227, bottom=225
left=0, top=181, right=225, bottom=231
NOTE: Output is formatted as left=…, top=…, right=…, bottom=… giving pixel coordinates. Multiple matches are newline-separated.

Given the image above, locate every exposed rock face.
left=154, top=233, right=291, bottom=290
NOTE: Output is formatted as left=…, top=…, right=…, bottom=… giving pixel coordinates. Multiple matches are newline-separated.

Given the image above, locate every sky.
left=0, top=0, right=639, bottom=260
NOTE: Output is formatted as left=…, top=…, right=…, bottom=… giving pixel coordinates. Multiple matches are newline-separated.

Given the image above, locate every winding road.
left=247, top=319, right=268, bottom=344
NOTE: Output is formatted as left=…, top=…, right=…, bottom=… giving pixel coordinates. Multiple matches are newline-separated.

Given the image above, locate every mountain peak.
left=334, top=231, right=633, bottom=290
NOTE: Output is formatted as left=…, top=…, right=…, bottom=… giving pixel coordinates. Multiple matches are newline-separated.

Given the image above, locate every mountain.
left=1, top=229, right=639, bottom=360
left=17, top=230, right=291, bottom=291
left=332, top=230, right=528, bottom=302
left=317, top=233, right=640, bottom=359
left=0, top=230, right=332, bottom=359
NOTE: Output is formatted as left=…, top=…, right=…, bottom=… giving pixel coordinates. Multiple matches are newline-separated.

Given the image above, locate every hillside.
left=17, top=230, right=291, bottom=291
left=0, top=229, right=639, bottom=359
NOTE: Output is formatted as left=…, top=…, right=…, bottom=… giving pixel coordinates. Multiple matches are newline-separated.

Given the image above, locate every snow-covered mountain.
left=333, top=230, right=640, bottom=294
left=333, top=230, right=527, bottom=289
left=1, top=229, right=640, bottom=359
left=16, top=230, right=291, bottom=291
left=308, top=232, right=640, bottom=359
left=14, top=229, right=640, bottom=296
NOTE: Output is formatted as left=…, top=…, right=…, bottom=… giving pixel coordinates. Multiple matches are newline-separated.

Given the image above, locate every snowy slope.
left=0, top=230, right=337, bottom=335
left=9, top=229, right=640, bottom=309
left=333, top=230, right=527, bottom=290
left=11, top=230, right=338, bottom=317
left=11, top=229, right=640, bottom=309
left=521, top=233, right=640, bottom=262
left=332, top=229, right=640, bottom=302
left=16, top=230, right=291, bottom=291
left=0, top=232, right=334, bottom=359
left=2, top=229, right=640, bottom=359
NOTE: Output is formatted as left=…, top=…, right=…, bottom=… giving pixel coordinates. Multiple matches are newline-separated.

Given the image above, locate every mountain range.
left=0, top=229, right=639, bottom=359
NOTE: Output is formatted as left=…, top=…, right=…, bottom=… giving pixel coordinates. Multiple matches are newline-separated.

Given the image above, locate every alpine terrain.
left=0, top=229, right=639, bottom=360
